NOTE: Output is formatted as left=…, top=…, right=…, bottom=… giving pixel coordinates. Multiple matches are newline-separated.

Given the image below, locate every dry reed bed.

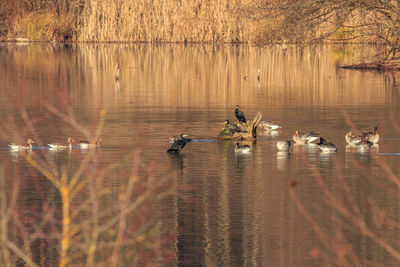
left=2, top=0, right=251, bottom=43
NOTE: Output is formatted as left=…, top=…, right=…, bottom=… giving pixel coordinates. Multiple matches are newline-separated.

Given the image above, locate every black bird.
left=167, top=134, right=190, bottom=153
left=235, top=105, right=246, bottom=123
left=224, top=120, right=247, bottom=134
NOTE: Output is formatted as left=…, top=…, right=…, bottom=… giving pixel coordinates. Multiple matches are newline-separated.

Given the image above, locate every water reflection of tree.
left=0, top=104, right=176, bottom=266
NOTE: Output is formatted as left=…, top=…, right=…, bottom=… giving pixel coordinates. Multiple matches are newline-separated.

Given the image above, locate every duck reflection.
left=346, top=143, right=379, bottom=154
left=262, top=130, right=280, bottom=137
left=277, top=151, right=290, bottom=170
left=319, top=151, right=336, bottom=163
left=168, top=153, right=184, bottom=170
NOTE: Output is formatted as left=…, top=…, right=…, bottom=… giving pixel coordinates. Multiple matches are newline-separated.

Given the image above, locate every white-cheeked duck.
left=345, top=131, right=362, bottom=147
left=9, top=139, right=35, bottom=151
left=362, top=126, right=379, bottom=144
left=79, top=137, right=102, bottom=149
left=356, top=139, right=373, bottom=152
left=317, top=137, right=337, bottom=153
left=293, top=131, right=320, bottom=144
left=260, top=120, right=281, bottom=131
left=48, top=137, right=74, bottom=150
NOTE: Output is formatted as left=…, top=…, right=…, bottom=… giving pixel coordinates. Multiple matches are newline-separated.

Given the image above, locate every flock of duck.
left=7, top=137, right=102, bottom=151
left=167, top=105, right=380, bottom=154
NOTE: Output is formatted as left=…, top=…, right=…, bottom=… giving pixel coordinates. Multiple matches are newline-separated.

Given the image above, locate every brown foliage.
left=245, top=0, right=400, bottom=58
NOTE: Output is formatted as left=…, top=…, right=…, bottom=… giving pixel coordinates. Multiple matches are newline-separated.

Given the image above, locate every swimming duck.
left=345, top=131, right=362, bottom=146
left=362, top=126, right=379, bottom=144
left=79, top=137, right=102, bottom=149
left=317, top=137, right=337, bottom=153
left=292, top=131, right=320, bottom=144
left=167, top=134, right=190, bottom=153
left=9, top=139, right=35, bottom=151
left=260, top=121, right=281, bottom=131
left=235, top=142, right=252, bottom=153
left=356, top=138, right=373, bottom=152
left=48, top=137, right=74, bottom=150
left=276, top=140, right=292, bottom=151
left=235, top=105, right=246, bottom=123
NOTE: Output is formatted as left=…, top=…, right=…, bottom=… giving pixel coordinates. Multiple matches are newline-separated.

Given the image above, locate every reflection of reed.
left=0, top=44, right=398, bottom=110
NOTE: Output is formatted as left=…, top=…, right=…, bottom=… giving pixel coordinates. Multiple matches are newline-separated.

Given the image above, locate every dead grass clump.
left=10, top=11, right=76, bottom=41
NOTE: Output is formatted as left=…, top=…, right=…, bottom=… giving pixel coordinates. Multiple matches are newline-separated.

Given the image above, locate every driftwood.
left=340, top=60, right=400, bottom=71
left=217, top=111, right=262, bottom=140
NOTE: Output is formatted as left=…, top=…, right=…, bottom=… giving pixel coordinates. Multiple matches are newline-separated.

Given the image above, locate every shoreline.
left=2, top=38, right=399, bottom=72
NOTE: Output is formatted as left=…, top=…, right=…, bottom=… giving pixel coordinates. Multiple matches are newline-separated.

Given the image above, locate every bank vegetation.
left=2, top=0, right=400, bottom=67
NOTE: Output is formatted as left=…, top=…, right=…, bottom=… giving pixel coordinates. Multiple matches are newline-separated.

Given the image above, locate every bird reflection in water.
left=277, top=151, right=290, bottom=170
left=319, top=151, right=337, bottom=163
left=168, top=153, right=184, bottom=170
left=262, top=130, right=280, bottom=137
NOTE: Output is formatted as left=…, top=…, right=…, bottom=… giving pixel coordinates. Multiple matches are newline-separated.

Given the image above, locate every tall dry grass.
left=2, top=0, right=251, bottom=43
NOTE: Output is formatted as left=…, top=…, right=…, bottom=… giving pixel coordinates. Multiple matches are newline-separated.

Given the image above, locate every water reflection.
left=276, top=151, right=290, bottom=170
left=262, top=130, right=280, bottom=137
left=0, top=43, right=399, bottom=266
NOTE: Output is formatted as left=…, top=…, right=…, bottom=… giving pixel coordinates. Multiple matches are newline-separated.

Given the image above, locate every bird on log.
left=235, top=105, right=246, bottom=123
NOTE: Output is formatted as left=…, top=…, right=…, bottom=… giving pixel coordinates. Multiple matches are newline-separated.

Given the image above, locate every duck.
left=79, top=137, right=102, bottom=149
left=167, top=134, right=190, bottom=153
left=235, top=142, right=252, bottom=153
left=317, top=137, right=337, bottom=153
left=345, top=131, right=362, bottom=146
left=293, top=131, right=320, bottom=144
left=235, top=105, right=246, bottom=123
left=9, top=139, right=35, bottom=151
left=48, top=137, right=74, bottom=150
left=356, top=138, right=373, bottom=152
left=223, top=120, right=247, bottom=133
left=362, top=126, right=379, bottom=144
left=276, top=140, right=292, bottom=151
left=260, top=120, right=281, bottom=131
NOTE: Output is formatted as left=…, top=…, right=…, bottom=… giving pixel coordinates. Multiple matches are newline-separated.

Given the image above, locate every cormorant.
left=235, top=105, right=246, bottom=123
left=167, top=134, right=190, bottom=153
left=223, top=120, right=246, bottom=134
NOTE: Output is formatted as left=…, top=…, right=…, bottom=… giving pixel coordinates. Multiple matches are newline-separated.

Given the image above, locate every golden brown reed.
left=2, top=0, right=251, bottom=43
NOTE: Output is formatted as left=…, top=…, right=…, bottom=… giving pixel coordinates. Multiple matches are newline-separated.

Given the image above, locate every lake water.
left=0, top=43, right=400, bottom=266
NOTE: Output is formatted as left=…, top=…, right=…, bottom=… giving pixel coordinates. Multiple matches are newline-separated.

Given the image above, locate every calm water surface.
left=0, top=43, right=400, bottom=266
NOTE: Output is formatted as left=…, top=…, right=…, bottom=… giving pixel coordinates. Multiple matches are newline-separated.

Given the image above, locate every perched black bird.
left=235, top=105, right=246, bottom=123
left=224, top=120, right=247, bottom=134
left=167, top=134, right=190, bottom=153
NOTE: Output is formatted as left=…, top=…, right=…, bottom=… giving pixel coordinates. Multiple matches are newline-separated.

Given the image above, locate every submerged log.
left=217, top=111, right=262, bottom=140
left=340, top=60, right=400, bottom=71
